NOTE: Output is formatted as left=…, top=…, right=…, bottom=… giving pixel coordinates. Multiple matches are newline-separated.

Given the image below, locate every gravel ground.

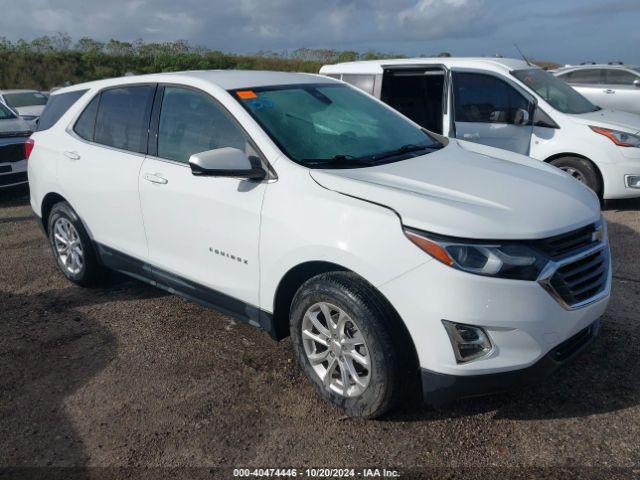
left=1, top=185, right=639, bottom=479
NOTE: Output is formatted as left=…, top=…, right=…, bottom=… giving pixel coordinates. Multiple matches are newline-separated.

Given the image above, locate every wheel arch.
left=40, top=192, right=69, bottom=234
left=544, top=152, right=604, bottom=196
left=270, top=261, right=421, bottom=385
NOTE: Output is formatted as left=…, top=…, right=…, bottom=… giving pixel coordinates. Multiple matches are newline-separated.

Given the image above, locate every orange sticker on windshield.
left=237, top=90, right=258, bottom=99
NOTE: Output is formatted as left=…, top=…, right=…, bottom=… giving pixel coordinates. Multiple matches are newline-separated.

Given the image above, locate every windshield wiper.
left=368, top=143, right=442, bottom=162
left=304, top=154, right=374, bottom=168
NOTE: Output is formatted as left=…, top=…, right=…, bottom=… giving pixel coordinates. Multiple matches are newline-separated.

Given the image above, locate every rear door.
left=451, top=70, right=534, bottom=155
left=60, top=84, right=156, bottom=262
left=558, top=69, right=607, bottom=108
left=599, top=69, right=640, bottom=114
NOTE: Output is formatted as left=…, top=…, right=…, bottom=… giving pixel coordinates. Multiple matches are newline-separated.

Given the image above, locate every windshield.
left=232, top=83, right=440, bottom=167
left=3, top=91, right=48, bottom=108
left=0, top=103, right=16, bottom=120
left=512, top=69, right=599, bottom=114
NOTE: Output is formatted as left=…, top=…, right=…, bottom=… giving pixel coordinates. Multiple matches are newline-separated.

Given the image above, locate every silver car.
left=0, top=100, right=32, bottom=189
left=0, top=89, right=48, bottom=125
left=553, top=63, right=640, bottom=115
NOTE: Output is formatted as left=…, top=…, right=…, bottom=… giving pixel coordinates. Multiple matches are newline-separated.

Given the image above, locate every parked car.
left=552, top=63, right=640, bottom=115
left=320, top=57, right=640, bottom=198
left=0, top=89, right=48, bottom=125
left=28, top=71, right=610, bottom=418
left=0, top=100, right=32, bottom=189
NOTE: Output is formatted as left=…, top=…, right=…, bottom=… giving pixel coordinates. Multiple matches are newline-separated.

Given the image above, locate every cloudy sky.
left=1, top=0, right=639, bottom=63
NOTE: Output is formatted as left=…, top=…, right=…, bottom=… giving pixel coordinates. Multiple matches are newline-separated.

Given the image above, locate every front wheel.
left=289, top=272, right=406, bottom=418
left=550, top=156, right=602, bottom=196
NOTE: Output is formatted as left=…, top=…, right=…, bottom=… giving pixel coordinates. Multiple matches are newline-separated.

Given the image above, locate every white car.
left=320, top=57, right=640, bottom=199
left=0, top=90, right=48, bottom=125
left=28, top=71, right=610, bottom=418
left=0, top=100, right=32, bottom=188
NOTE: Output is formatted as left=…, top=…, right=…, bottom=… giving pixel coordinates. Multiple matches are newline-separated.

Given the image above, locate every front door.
left=451, top=71, right=534, bottom=155
left=138, top=85, right=266, bottom=320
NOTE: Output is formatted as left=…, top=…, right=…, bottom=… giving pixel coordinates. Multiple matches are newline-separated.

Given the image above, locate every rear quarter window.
left=93, top=85, right=155, bottom=154
left=36, top=90, right=88, bottom=131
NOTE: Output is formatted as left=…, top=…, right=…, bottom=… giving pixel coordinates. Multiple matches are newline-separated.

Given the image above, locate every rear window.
left=93, top=85, right=155, bottom=154
left=36, top=90, right=87, bottom=131
left=3, top=91, right=48, bottom=108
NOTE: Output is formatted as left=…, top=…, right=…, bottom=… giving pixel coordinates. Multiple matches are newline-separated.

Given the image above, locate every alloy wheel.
left=301, top=302, right=371, bottom=397
left=52, top=218, right=84, bottom=275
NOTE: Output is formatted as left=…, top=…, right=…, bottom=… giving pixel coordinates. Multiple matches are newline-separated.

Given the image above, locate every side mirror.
left=189, top=147, right=266, bottom=180
left=513, top=108, right=530, bottom=126
left=634, top=79, right=640, bottom=88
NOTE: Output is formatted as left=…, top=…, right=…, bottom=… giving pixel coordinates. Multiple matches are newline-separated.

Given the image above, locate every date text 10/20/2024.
left=233, top=468, right=401, bottom=477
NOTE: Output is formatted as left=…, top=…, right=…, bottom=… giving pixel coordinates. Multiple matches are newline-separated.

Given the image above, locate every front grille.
left=0, top=141, right=27, bottom=163
left=549, top=321, right=598, bottom=362
left=534, top=223, right=599, bottom=259
left=549, top=248, right=608, bottom=307
left=0, top=171, right=27, bottom=187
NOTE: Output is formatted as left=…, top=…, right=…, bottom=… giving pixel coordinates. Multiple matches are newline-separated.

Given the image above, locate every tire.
left=47, top=201, right=106, bottom=287
left=550, top=156, right=602, bottom=196
left=289, top=272, right=409, bottom=418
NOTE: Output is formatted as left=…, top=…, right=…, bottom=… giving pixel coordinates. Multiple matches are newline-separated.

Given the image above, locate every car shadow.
left=386, top=218, right=640, bottom=423
left=0, top=184, right=30, bottom=208
left=603, top=197, right=640, bottom=212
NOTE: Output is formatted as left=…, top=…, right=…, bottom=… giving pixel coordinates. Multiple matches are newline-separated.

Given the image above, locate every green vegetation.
left=0, top=33, right=559, bottom=90
left=0, top=34, right=405, bottom=90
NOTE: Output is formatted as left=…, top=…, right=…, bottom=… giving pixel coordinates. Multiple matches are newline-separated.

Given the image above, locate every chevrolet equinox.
left=28, top=71, right=611, bottom=418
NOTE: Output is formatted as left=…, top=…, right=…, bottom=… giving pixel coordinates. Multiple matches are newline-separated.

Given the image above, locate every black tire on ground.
left=289, top=271, right=411, bottom=418
left=550, top=156, right=602, bottom=196
left=47, top=201, right=107, bottom=287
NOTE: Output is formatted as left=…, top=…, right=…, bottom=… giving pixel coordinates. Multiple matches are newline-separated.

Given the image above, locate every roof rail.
left=608, top=61, right=624, bottom=65
left=580, top=61, right=597, bottom=65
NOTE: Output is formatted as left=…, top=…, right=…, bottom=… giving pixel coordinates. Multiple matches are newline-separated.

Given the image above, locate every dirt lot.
left=1, top=185, right=639, bottom=479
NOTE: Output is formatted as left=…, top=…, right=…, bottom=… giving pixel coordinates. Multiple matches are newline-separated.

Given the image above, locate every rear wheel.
left=289, top=272, right=407, bottom=418
left=47, top=202, right=106, bottom=287
left=550, top=156, right=602, bottom=196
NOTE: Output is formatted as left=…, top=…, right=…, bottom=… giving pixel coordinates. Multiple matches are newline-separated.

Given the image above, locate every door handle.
left=463, top=133, right=480, bottom=140
left=63, top=151, right=81, bottom=161
left=144, top=173, right=168, bottom=185
left=604, top=89, right=616, bottom=94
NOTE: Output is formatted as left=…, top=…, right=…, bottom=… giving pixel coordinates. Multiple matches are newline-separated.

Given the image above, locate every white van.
left=320, top=58, right=640, bottom=199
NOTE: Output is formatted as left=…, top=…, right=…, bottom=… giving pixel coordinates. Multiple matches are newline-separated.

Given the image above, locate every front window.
left=0, top=103, right=16, bottom=120
left=3, top=91, right=48, bottom=108
left=512, top=69, right=599, bottom=114
left=232, top=83, right=441, bottom=168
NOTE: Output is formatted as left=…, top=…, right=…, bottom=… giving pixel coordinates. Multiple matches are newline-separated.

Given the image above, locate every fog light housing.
left=625, top=175, right=640, bottom=189
left=442, top=320, right=493, bottom=363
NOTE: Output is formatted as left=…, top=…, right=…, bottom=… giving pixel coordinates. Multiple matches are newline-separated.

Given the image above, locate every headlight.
left=590, top=126, right=640, bottom=147
left=404, top=228, right=548, bottom=280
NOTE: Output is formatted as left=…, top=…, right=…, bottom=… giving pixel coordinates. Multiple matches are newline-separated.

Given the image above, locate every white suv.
left=28, top=71, right=610, bottom=418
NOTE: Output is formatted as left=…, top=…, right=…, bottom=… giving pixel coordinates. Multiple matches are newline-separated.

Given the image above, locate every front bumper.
left=602, top=149, right=640, bottom=199
left=421, top=319, right=600, bottom=405
left=378, top=248, right=611, bottom=377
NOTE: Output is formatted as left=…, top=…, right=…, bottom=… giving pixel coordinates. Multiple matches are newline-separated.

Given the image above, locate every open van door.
left=380, top=67, right=447, bottom=135
left=450, top=70, right=535, bottom=155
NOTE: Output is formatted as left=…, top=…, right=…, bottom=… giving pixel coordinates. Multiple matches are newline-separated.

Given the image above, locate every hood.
left=0, top=117, right=32, bottom=136
left=15, top=105, right=45, bottom=117
left=310, top=140, right=600, bottom=240
left=569, top=109, right=640, bottom=134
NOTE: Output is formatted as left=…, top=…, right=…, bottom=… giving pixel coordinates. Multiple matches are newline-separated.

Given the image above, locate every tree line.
left=0, top=33, right=558, bottom=90
left=0, top=34, right=406, bottom=90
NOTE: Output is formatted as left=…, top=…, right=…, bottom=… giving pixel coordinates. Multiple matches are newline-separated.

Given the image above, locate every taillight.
left=24, top=138, right=35, bottom=160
